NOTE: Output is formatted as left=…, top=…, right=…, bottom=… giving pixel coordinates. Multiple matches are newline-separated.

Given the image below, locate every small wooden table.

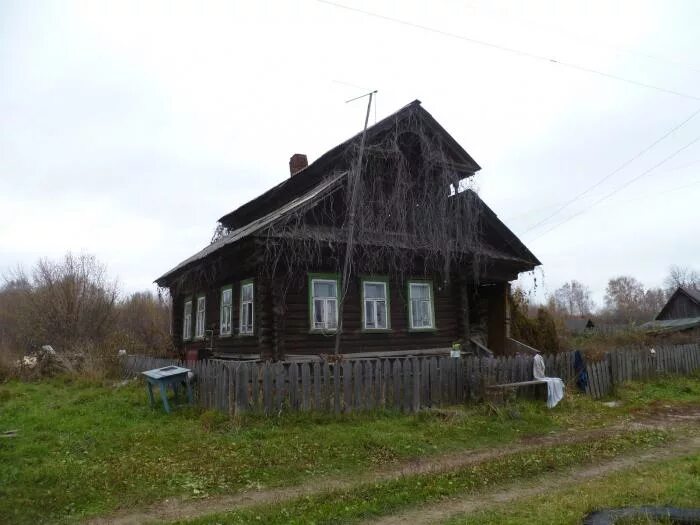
left=142, top=366, right=193, bottom=413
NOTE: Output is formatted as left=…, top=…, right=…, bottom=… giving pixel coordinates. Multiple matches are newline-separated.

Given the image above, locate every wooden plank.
left=236, top=363, right=249, bottom=413
left=301, top=362, right=311, bottom=411
left=402, top=359, right=412, bottom=412
left=373, top=360, right=382, bottom=408
left=392, top=359, right=401, bottom=410
left=263, top=362, right=273, bottom=414
left=343, top=361, right=352, bottom=413
left=363, top=361, right=373, bottom=411
left=313, top=361, right=322, bottom=411
left=275, top=362, right=285, bottom=411
left=380, top=359, right=389, bottom=409
left=429, top=357, right=439, bottom=406
left=353, top=361, right=363, bottom=410
left=412, top=357, right=420, bottom=412
left=288, top=362, right=298, bottom=410
left=333, top=362, right=341, bottom=414
left=250, top=363, right=262, bottom=411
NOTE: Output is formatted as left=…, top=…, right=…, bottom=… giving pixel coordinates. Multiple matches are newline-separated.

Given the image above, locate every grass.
left=0, top=373, right=698, bottom=524
left=180, top=429, right=671, bottom=524
left=445, top=451, right=700, bottom=525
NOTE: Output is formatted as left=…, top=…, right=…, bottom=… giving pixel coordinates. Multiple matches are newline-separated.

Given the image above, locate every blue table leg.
left=159, top=383, right=171, bottom=413
left=146, top=382, right=155, bottom=407
left=172, top=383, right=179, bottom=400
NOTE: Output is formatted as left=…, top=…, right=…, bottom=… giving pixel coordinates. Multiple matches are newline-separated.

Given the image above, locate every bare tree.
left=604, top=275, right=648, bottom=323
left=553, top=280, right=594, bottom=316
left=1, top=253, right=119, bottom=353
left=664, top=265, right=700, bottom=293
left=116, top=291, right=172, bottom=355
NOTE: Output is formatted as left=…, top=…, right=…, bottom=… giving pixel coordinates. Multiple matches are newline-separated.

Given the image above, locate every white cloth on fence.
left=533, top=354, right=565, bottom=409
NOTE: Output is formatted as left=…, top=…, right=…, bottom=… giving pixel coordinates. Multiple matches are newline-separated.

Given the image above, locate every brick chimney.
left=289, top=153, right=308, bottom=176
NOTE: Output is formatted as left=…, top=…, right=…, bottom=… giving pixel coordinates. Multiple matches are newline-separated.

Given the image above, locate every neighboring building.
left=156, top=100, right=541, bottom=360
left=642, top=286, right=700, bottom=336
left=564, top=318, right=595, bottom=335
left=655, top=287, right=700, bottom=321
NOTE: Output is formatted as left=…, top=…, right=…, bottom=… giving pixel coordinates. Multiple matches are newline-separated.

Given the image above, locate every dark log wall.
left=168, top=241, right=513, bottom=359
left=275, top=274, right=463, bottom=357
left=657, top=293, right=700, bottom=320
left=170, top=238, right=273, bottom=359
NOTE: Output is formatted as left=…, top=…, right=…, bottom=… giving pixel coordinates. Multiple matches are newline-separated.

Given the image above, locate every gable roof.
left=655, top=286, right=700, bottom=320
left=156, top=101, right=539, bottom=286
left=218, top=100, right=481, bottom=230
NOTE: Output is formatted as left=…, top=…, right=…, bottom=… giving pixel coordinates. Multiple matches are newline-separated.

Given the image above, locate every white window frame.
left=239, top=281, right=254, bottom=335
left=220, top=286, right=233, bottom=336
left=183, top=299, right=192, bottom=341
left=194, top=295, right=206, bottom=339
left=408, top=281, right=435, bottom=330
left=310, top=276, right=339, bottom=332
left=362, top=280, right=389, bottom=330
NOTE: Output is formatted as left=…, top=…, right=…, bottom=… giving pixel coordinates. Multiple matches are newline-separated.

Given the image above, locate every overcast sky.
left=2, top=0, right=699, bottom=308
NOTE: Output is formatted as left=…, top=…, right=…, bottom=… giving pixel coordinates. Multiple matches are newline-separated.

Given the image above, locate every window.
left=363, top=280, right=389, bottom=330
left=220, top=286, right=233, bottom=336
left=183, top=300, right=192, bottom=341
left=239, top=281, right=254, bottom=335
left=195, top=295, right=206, bottom=339
left=408, top=281, right=434, bottom=330
left=310, top=276, right=338, bottom=331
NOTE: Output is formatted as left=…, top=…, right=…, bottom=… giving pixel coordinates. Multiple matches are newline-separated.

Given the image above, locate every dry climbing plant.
left=256, top=108, right=485, bottom=353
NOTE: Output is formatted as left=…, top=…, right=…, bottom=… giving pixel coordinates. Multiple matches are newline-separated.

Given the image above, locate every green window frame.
left=361, top=277, right=391, bottom=331
left=182, top=298, right=193, bottom=341
left=220, top=285, right=233, bottom=336
left=407, top=280, right=436, bottom=331
left=239, top=279, right=254, bottom=336
left=194, top=294, right=206, bottom=340
left=308, top=273, right=340, bottom=333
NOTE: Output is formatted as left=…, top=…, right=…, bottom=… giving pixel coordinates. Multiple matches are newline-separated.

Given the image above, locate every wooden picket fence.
left=122, top=343, right=700, bottom=414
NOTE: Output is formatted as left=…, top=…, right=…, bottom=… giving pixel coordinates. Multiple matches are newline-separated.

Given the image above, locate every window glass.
left=183, top=300, right=192, bottom=340
left=409, top=282, right=433, bottom=329
left=363, top=281, right=388, bottom=330
left=313, top=281, right=336, bottom=298
left=220, top=288, right=232, bottom=335
left=240, top=282, right=254, bottom=335
left=311, top=278, right=338, bottom=330
left=195, top=296, right=206, bottom=338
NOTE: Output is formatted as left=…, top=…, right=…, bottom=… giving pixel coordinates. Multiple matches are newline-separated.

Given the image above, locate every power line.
left=528, top=133, right=700, bottom=241
left=317, top=0, right=700, bottom=102
left=463, top=2, right=700, bottom=75
left=523, top=106, right=700, bottom=234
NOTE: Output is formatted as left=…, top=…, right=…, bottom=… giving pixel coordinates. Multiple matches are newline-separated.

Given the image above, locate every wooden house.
left=655, top=287, right=700, bottom=321
left=155, top=100, right=541, bottom=361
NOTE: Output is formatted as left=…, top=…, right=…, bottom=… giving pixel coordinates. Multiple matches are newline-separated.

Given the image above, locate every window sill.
left=361, top=328, right=392, bottom=333
left=219, top=333, right=232, bottom=339
left=193, top=336, right=205, bottom=341
left=309, top=328, right=338, bottom=335
left=408, top=327, right=438, bottom=333
left=238, top=332, right=255, bottom=338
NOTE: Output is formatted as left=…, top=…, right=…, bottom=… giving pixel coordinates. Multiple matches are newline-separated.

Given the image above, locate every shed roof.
left=641, top=316, right=700, bottom=334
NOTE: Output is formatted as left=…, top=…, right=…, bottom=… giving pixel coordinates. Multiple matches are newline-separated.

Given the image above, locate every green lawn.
left=446, top=451, right=700, bottom=525
left=181, top=430, right=671, bottom=525
left=0, top=373, right=698, bottom=524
